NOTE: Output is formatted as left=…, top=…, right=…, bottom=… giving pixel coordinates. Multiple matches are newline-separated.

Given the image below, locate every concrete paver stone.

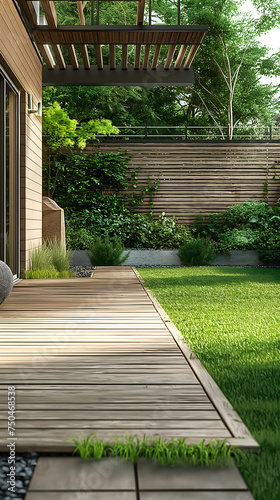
left=137, top=459, right=249, bottom=491
left=26, top=493, right=136, bottom=500
left=140, top=492, right=254, bottom=500
left=28, top=457, right=135, bottom=491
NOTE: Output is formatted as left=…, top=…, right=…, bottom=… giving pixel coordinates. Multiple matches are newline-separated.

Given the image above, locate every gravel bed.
left=71, top=265, right=95, bottom=277
left=71, top=265, right=280, bottom=275
left=0, top=453, right=38, bottom=499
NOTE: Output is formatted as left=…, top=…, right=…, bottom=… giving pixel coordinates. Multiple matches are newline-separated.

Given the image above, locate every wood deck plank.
left=0, top=266, right=258, bottom=452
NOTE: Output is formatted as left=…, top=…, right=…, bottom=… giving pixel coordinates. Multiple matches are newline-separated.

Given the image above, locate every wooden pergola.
left=18, top=1, right=208, bottom=86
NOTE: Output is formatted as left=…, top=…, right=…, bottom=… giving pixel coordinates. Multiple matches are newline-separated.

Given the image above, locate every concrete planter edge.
left=71, top=249, right=263, bottom=267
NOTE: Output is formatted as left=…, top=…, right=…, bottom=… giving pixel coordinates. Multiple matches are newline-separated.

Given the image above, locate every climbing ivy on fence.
left=43, top=149, right=160, bottom=220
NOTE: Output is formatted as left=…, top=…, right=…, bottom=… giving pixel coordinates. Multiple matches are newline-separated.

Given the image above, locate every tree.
left=43, top=102, right=119, bottom=196
left=42, top=0, right=280, bottom=137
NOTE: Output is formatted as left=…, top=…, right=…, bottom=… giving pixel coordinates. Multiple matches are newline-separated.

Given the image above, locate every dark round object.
left=0, top=261, right=13, bottom=305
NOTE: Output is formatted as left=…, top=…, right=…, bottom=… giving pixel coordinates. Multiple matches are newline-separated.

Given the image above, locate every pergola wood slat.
left=77, top=1, right=90, bottom=69
left=67, top=44, right=79, bottom=69
left=34, top=26, right=208, bottom=46
left=39, top=44, right=55, bottom=69
left=94, top=44, right=104, bottom=69
left=136, top=0, right=146, bottom=25
left=143, top=44, right=151, bottom=69
left=134, top=44, right=141, bottom=69
left=122, top=44, right=128, bottom=69
left=164, top=44, right=177, bottom=69
left=174, top=44, right=188, bottom=69
left=151, top=44, right=161, bottom=69
left=51, top=45, right=66, bottom=69
left=184, top=32, right=206, bottom=69
left=40, top=0, right=57, bottom=30
left=79, top=44, right=90, bottom=68
left=109, top=44, right=116, bottom=69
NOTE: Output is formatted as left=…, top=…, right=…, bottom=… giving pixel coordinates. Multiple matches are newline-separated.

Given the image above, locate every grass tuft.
left=65, top=433, right=245, bottom=467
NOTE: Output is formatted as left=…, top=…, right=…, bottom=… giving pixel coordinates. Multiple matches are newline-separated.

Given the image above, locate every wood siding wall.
left=0, top=0, right=42, bottom=273
left=83, top=142, right=280, bottom=224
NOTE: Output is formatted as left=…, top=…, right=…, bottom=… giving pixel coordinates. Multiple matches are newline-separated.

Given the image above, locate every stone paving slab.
left=26, top=493, right=136, bottom=500
left=27, top=457, right=135, bottom=491
left=140, top=493, right=253, bottom=500
left=137, top=459, right=248, bottom=491
left=26, top=457, right=254, bottom=499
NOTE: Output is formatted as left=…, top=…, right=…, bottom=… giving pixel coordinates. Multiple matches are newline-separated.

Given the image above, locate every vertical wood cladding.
left=0, top=0, right=42, bottom=273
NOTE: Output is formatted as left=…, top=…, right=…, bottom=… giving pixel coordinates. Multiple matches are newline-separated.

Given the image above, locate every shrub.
left=258, top=249, right=280, bottom=265
left=66, top=227, right=96, bottom=251
left=87, top=234, right=130, bottom=266
left=191, top=201, right=272, bottom=242
left=25, top=267, right=58, bottom=279
left=223, top=201, right=271, bottom=227
left=147, top=213, right=193, bottom=249
left=29, top=243, right=51, bottom=270
left=66, top=212, right=192, bottom=250
left=26, top=240, right=74, bottom=278
left=258, top=220, right=280, bottom=264
left=217, top=228, right=260, bottom=252
left=47, top=239, right=72, bottom=272
left=178, top=238, right=217, bottom=266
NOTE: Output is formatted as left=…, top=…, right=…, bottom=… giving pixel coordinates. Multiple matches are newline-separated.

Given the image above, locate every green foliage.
left=223, top=201, right=271, bottom=227
left=87, top=234, right=130, bottom=266
left=178, top=238, right=217, bottom=266
left=191, top=201, right=279, bottom=253
left=47, top=239, right=72, bottom=272
left=66, top=432, right=244, bottom=467
left=66, top=212, right=193, bottom=250
left=258, top=214, right=280, bottom=263
left=26, top=240, right=74, bottom=278
left=147, top=213, right=193, bottom=249
left=42, top=0, right=280, bottom=134
left=24, top=267, right=59, bottom=279
left=43, top=102, right=119, bottom=152
left=43, top=102, right=78, bottom=151
left=258, top=248, right=280, bottom=265
left=75, top=119, right=119, bottom=150
left=48, top=151, right=129, bottom=199
left=29, top=244, right=52, bottom=271
left=139, top=267, right=280, bottom=499
left=217, top=228, right=260, bottom=252
left=24, top=268, right=74, bottom=279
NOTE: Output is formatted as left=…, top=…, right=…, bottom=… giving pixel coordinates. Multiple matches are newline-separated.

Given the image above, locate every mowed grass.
left=138, top=267, right=280, bottom=500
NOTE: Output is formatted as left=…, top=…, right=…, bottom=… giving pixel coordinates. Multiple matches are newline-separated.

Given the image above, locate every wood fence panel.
left=43, top=142, right=280, bottom=224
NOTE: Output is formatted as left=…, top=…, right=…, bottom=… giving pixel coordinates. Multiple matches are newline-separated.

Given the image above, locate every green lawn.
left=138, top=267, right=280, bottom=500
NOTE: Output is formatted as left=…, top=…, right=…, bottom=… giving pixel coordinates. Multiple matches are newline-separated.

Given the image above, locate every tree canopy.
left=42, top=0, right=280, bottom=138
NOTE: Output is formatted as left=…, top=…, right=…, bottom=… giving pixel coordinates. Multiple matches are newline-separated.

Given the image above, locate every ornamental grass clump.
left=66, top=432, right=245, bottom=467
left=87, top=234, right=130, bottom=266
left=47, top=238, right=72, bottom=272
left=178, top=238, right=217, bottom=266
left=25, top=240, right=74, bottom=278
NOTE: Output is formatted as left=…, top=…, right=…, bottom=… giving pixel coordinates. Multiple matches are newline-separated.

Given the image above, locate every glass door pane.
left=0, top=68, right=20, bottom=278
left=6, top=85, right=18, bottom=275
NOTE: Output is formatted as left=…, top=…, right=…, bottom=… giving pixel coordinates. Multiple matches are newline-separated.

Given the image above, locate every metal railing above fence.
left=95, top=125, right=280, bottom=141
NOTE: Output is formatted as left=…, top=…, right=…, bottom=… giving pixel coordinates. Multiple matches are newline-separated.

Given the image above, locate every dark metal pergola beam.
left=42, top=65, right=194, bottom=86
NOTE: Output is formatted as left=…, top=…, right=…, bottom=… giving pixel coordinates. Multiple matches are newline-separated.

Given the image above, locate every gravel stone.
left=71, top=265, right=95, bottom=277
left=0, top=453, right=38, bottom=499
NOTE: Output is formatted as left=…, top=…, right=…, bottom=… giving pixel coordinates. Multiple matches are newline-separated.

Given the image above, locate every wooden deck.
left=0, top=266, right=258, bottom=452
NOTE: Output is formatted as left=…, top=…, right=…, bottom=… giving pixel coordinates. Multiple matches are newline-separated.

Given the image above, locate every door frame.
left=0, top=64, right=20, bottom=279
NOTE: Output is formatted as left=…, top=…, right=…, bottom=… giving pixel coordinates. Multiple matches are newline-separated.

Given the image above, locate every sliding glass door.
left=0, top=66, right=20, bottom=278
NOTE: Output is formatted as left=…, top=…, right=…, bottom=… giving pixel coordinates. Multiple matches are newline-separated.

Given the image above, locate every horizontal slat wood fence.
left=43, top=142, right=280, bottom=225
